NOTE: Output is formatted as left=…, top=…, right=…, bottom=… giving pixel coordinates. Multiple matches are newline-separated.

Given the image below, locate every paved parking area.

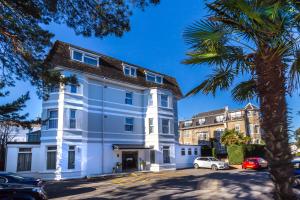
left=45, top=168, right=279, bottom=200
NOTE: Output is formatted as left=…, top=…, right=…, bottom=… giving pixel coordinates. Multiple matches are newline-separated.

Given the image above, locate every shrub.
left=212, top=147, right=216, bottom=158
left=244, top=144, right=266, bottom=158
left=227, top=145, right=245, bottom=165
left=201, top=145, right=212, bottom=156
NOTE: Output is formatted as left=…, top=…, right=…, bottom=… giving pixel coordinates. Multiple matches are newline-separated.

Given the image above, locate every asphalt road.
left=45, top=168, right=275, bottom=200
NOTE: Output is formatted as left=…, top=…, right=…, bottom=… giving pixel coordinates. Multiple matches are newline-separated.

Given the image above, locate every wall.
left=175, top=145, right=201, bottom=169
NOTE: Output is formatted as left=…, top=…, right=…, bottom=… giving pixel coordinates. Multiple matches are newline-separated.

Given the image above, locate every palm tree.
left=183, top=1, right=300, bottom=199
left=221, top=129, right=251, bottom=146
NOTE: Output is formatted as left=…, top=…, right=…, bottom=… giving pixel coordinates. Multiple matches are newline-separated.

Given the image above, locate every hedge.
left=227, top=144, right=266, bottom=165
left=227, top=145, right=245, bottom=165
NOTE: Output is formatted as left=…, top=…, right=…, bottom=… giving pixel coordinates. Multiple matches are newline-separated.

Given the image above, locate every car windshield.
left=293, top=162, right=300, bottom=169
left=209, top=158, right=219, bottom=161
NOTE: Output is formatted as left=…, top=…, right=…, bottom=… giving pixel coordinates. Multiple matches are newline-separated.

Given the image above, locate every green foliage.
left=220, top=129, right=251, bottom=146
left=183, top=0, right=300, bottom=100
left=201, top=145, right=212, bottom=157
left=227, top=145, right=245, bottom=165
left=296, top=152, right=300, bottom=157
left=212, top=147, right=217, bottom=158
left=295, top=128, right=300, bottom=147
left=0, top=0, right=159, bottom=125
left=227, top=144, right=266, bottom=165
left=244, top=144, right=266, bottom=158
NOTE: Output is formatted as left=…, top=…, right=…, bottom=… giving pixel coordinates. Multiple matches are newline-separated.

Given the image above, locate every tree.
left=221, top=129, right=251, bottom=146
left=0, top=0, right=159, bottom=125
left=183, top=1, right=300, bottom=199
left=295, top=128, right=300, bottom=147
left=0, top=122, right=17, bottom=170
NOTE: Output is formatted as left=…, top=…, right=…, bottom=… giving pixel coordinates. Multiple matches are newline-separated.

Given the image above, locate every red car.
left=242, top=157, right=268, bottom=170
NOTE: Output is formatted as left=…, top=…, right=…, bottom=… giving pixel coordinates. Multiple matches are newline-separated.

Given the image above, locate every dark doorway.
left=122, top=151, right=138, bottom=171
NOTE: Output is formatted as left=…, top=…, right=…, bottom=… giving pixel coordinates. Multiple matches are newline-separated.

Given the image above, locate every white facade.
left=6, top=42, right=201, bottom=180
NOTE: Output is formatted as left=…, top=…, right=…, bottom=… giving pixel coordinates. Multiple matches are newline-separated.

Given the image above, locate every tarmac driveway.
left=45, top=168, right=274, bottom=200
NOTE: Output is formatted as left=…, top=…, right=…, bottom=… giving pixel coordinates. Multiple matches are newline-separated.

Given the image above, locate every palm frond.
left=288, top=50, right=300, bottom=92
left=231, top=79, right=257, bottom=102
left=185, top=66, right=235, bottom=97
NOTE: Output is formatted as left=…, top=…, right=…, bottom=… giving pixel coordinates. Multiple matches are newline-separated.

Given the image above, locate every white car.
left=194, top=157, right=229, bottom=170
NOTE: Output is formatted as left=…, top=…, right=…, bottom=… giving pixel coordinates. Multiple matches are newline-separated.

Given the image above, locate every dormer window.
left=184, top=121, right=192, bottom=127
left=123, top=64, right=136, bottom=77
left=145, top=72, right=163, bottom=84
left=216, top=115, right=224, bottom=123
left=71, top=49, right=99, bottom=67
left=198, top=118, right=205, bottom=125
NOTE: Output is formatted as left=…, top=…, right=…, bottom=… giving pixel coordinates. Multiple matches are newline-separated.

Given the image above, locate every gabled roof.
left=45, top=41, right=182, bottom=98
left=244, top=103, right=259, bottom=110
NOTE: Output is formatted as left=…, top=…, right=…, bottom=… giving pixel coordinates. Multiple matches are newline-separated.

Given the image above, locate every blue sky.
left=3, top=0, right=300, bottom=130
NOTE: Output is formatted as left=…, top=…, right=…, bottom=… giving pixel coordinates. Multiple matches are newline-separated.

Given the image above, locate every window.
left=125, top=117, right=134, bottom=132
left=148, top=94, right=153, bottom=106
left=230, top=111, right=242, bottom=119
left=72, top=51, right=82, bottom=61
left=194, top=148, right=198, bottom=155
left=235, top=124, right=240, bottom=132
left=70, top=84, right=77, bottom=93
left=160, top=94, right=168, bottom=107
left=150, top=150, right=155, bottom=164
left=199, top=132, right=208, bottom=140
left=183, top=131, right=190, bottom=137
left=184, top=121, right=192, bottom=127
left=162, top=119, right=170, bottom=134
left=84, top=55, right=98, bottom=66
left=125, top=92, right=133, bottom=105
left=146, top=72, right=163, bottom=84
left=68, top=146, right=75, bottom=169
left=162, top=146, right=170, bottom=163
left=49, top=86, right=59, bottom=93
left=71, top=50, right=98, bottom=66
left=48, top=110, right=58, bottom=129
left=17, top=148, right=32, bottom=171
left=188, top=148, right=192, bottom=155
left=254, top=125, right=260, bottom=134
left=123, top=64, right=136, bottom=77
left=70, top=109, right=76, bottom=129
left=47, top=146, right=57, bottom=170
left=181, top=148, right=185, bottom=156
left=198, top=118, right=205, bottom=125
left=149, top=118, right=154, bottom=134
left=215, top=115, right=224, bottom=122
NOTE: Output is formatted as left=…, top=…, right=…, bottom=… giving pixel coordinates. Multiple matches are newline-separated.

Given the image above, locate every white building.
left=6, top=41, right=200, bottom=180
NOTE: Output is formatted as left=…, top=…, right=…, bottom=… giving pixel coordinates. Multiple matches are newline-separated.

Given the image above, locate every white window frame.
left=69, top=109, right=76, bottom=129
left=68, top=146, right=75, bottom=169
left=198, top=132, right=208, bottom=140
left=184, top=121, right=192, bottom=127
left=125, top=117, right=134, bottom=132
left=160, top=94, right=169, bottom=108
left=198, top=118, right=205, bottom=125
left=215, top=115, right=224, bottom=123
left=48, top=109, right=58, bottom=129
left=125, top=92, right=133, bottom=105
left=181, top=148, right=185, bottom=156
left=46, top=146, right=57, bottom=170
left=70, top=48, right=99, bottom=67
left=122, top=64, right=137, bottom=77
left=145, top=72, right=163, bottom=84
left=17, top=148, right=32, bottom=172
left=162, top=118, right=170, bottom=134
left=149, top=118, right=154, bottom=134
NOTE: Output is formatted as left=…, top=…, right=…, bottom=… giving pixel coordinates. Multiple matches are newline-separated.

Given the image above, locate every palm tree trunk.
left=255, top=48, right=296, bottom=200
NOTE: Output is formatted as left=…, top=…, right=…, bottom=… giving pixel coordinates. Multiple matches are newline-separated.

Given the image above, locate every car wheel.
left=211, top=165, right=218, bottom=171
left=194, top=163, right=199, bottom=169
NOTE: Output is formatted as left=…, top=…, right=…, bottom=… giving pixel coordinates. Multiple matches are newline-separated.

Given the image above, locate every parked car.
left=292, top=159, right=300, bottom=186
left=0, top=173, right=43, bottom=187
left=194, top=157, right=229, bottom=170
left=0, top=183, right=47, bottom=200
left=242, top=157, right=268, bottom=170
